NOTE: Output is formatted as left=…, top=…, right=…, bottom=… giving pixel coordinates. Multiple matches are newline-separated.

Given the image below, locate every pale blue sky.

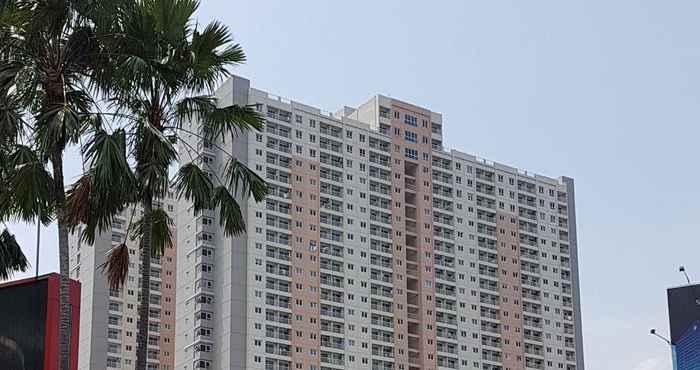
left=10, top=1, right=700, bottom=369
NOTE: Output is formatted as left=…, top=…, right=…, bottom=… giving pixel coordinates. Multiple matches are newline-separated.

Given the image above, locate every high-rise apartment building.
left=175, top=75, right=584, bottom=370
left=69, top=197, right=178, bottom=370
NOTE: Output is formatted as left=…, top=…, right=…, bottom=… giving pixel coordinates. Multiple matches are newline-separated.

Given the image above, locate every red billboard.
left=0, top=273, right=80, bottom=370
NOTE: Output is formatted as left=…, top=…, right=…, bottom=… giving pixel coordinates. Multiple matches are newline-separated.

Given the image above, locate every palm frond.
left=173, top=162, right=212, bottom=212
left=0, top=90, right=25, bottom=145
left=208, top=104, right=264, bottom=137
left=0, top=61, right=26, bottom=144
left=83, top=127, right=136, bottom=194
left=149, top=0, right=198, bottom=45
left=187, top=20, right=244, bottom=91
left=134, top=121, right=177, bottom=197
left=130, top=208, right=173, bottom=257
left=175, top=95, right=263, bottom=140
left=7, top=144, right=37, bottom=166
left=173, top=94, right=215, bottom=124
left=211, top=185, right=245, bottom=237
left=174, top=95, right=265, bottom=140
left=34, top=88, right=95, bottom=153
left=66, top=127, right=136, bottom=243
left=0, top=147, right=54, bottom=223
left=63, top=25, right=99, bottom=73
left=66, top=171, right=135, bottom=245
left=0, top=228, right=29, bottom=280
left=100, top=243, right=129, bottom=291
left=223, top=158, right=268, bottom=201
left=65, top=173, right=92, bottom=228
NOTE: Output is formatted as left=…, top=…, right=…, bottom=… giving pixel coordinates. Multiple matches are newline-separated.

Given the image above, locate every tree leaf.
left=174, top=162, right=213, bottom=213
left=211, top=185, right=245, bottom=237
left=66, top=171, right=134, bottom=245
left=0, top=146, right=54, bottom=223
left=134, top=120, right=177, bottom=197
left=130, top=208, right=173, bottom=257
left=0, top=228, right=29, bottom=280
left=83, top=127, right=136, bottom=195
left=100, top=243, right=129, bottom=291
left=223, top=158, right=268, bottom=201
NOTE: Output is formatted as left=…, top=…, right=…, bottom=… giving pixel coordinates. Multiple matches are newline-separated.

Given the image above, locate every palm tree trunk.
left=50, top=150, right=71, bottom=370
left=136, top=190, right=153, bottom=370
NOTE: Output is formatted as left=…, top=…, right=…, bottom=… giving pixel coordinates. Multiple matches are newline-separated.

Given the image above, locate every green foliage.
left=0, top=228, right=29, bottom=280
left=84, top=128, right=136, bottom=194
left=0, top=3, right=132, bottom=369
left=130, top=208, right=173, bottom=257
left=66, top=128, right=137, bottom=244
left=2, top=8, right=269, bottom=370
left=0, top=0, right=123, bottom=231
left=65, top=170, right=132, bottom=245
left=0, top=144, right=54, bottom=224
left=224, top=158, right=268, bottom=202
left=211, top=185, right=246, bottom=237
left=174, top=162, right=213, bottom=212
left=133, top=120, right=177, bottom=196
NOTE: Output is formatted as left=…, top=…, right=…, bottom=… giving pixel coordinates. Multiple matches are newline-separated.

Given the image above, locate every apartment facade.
left=69, top=197, right=178, bottom=370
left=175, top=75, right=584, bottom=370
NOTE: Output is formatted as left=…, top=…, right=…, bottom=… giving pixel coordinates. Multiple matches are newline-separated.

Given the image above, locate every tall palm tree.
left=0, top=1, right=119, bottom=368
left=66, top=1, right=268, bottom=369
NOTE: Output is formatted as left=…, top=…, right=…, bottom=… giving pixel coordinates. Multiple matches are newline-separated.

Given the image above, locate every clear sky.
left=9, top=1, right=700, bottom=369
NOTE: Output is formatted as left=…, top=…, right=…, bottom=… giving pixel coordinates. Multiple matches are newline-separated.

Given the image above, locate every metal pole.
left=35, top=207, right=40, bottom=279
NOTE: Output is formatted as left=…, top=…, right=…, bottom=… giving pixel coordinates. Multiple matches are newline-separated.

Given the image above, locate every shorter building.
left=69, top=195, right=178, bottom=370
left=0, top=273, right=81, bottom=370
left=667, top=283, right=700, bottom=370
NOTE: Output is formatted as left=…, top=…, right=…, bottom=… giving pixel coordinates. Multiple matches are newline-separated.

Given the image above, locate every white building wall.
left=175, top=75, right=584, bottom=370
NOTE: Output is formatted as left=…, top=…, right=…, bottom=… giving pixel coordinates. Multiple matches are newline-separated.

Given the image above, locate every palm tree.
left=0, top=1, right=119, bottom=368
left=66, top=1, right=268, bottom=369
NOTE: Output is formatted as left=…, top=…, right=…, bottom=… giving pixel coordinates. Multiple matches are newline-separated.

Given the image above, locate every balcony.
left=518, top=181, right=536, bottom=194
left=476, top=182, right=495, bottom=196
left=320, top=306, right=344, bottom=319
left=320, top=123, right=342, bottom=138
left=477, top=224, right=497, bottom=237
left=405, top=177, right=417, bottom=191
left=319, top=291, right=343, bottom=305
left=475, top=169, right=495, bottom=182
left=372, top=347, right=394, bottom=359
left=434, top=241, right=455, bottom=254
left=371, top=316, right=394, bottom=329
left=371, top=301, right=393, bottom=314
left=477, top=198, right=496, bottom=210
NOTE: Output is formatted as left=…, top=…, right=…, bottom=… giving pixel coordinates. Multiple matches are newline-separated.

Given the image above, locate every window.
left=107, top=357, right=121, bottom=368
left=404, top=131, right=417, bottom=143
left=201, top=264, right=213, bottom=273
left=404, top=148, right=418, bottom=160
left=379, top=106, right=391, bottom=118
left=404, top=114, right=417, bottom=126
